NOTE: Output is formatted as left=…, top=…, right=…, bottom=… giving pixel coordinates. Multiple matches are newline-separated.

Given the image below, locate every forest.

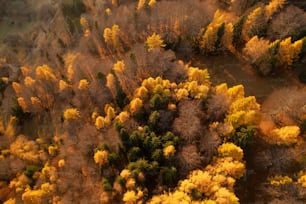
left=0, top=0, right=306, bottom=203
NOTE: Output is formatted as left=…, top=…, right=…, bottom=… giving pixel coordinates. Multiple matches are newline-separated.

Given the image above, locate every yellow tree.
left=103, top=24, right=122, bottom=52
left=106, top=73, right=117, bottom=98
left=94, top=150, right=109, bottom=167
left=63, top=108, right=80, bottom=120
left=242, top=7, right=264, bottom=41
left=145, top=33, right=166, bottom=51
left=80, top=17, right=90, bottom=36
left=221, top=23, right=234, bottom=52
left=35, top=65, right=57, bottom=82
left=265, top=0, right=286, bottom=19
left=278, top=37, right=302, bottom=67
left=130, top=98, right=143, bottom=115
left=200, top=10, right=224, bottom=53
left=270, top=126, right=300, bottom=145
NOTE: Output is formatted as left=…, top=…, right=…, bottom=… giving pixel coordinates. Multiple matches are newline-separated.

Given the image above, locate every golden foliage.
left=17, top=97, right=28, bottom=112
left=134, top=86, right=149, bottom=99
left=130, top=98, right=143, bottom=114
left=31, top=97, right=42, bottom=110
left=243, top=8, right=263, bottom=40
left=123, top=189, right=143, bottom=204
left=12, top=82, right=22, bottom=95
left=9, top=174, right=31, bottom=193
left=117, top=111, right=130, bottom=123
left=229, top=96, right=260, bottom=113
left=48, top=145, right=58, bottom=156
left=270, top=126, right=300, bottom=145
left=80, top=17, right=90, bottom=36
left=269, top=175, right=292, bottom=186
left=168, top=103, right=177, bottom=111
left=149, top=191, right=192, bottom=204
left=94, top=150, right=109, bottom=166
left=103, top=28, right=112, bottom=43
left=145, top=33, right=166, bottom=51
left=148, top=0, right=156, bottom=7
left=265, top=0, right=286, bottom=19
left=214, top=187, right=239, bottom=204
left=175, top=88, right=189, bottom=100
left=218, top=143, right=244, bottom=161
left=163, top=145, right=176, bottom=157
left=78, top=79, right=89, bottom=90
left=221, top=23, right=234, bottom=51
left=150, top=143, right=245, bottom=203
left=91, top=111, right=99, bottom=121
left=58, top=159, right=65, bottom=168
left=225, top=95, right=261, bottom=129
left=125, top=178, right=136, bottom=189
left=10, top=135, right=40, bottom=162
left=137, top=0, right=145, bottom=10
left=209, top=157, right=246, bottom=179
left=188, top=67, right=210, bottom=86
left=59, top=80, right=69, bottom=91
left=24, top=76, right=35, bottom=87
left=120, top=169, right=132, bottom=180
left=105, top=105, right=116, bottom=120
left=187, top=81, right=209, bottom=99
left=137, top=0, right=156, bottom=10
left=103, top=24, right=121, bottom=50
left=20, top=66, right=31, bottom=76
left=113, top=60, right=125, bottom=73
left=95, top=116, right=105, bottom=129
left=278, top=37, right=302, bottom=67
left=35, top=65, right=57, bottom=81
left=22, top=190, right=45, bottom=204
left=200, top=10, right=224, bottom=52
left=106, top=73, right=117, bottom=97
left=63, top=108, right=80, bottom=120
left=3, top=198, right=16, bottom=204
left=227, top=85, right=245, bottom=102
left=298, top=174, right=306, bottom=187
left=105, top=8, right=112, bottom=16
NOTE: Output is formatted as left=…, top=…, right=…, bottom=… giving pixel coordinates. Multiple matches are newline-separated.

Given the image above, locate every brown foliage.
left=173, top=100, right=203, bottom=143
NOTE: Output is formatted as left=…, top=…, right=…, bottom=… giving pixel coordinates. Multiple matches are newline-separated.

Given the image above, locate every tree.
left=270, top=126, right=300, bottom=145
left=217, top=143, right=243, bottom=161
left=221, top=23, right=234, bottom=51
left=163, top=145, right=176, bottom=157
left=242, top=7, right=265, bottom=41
left=63, top=108, right=80, bottom=120
left=94, top=150, right=109, bottom=167
left=149, top=94, right=166, bottom=110
left=130, top=98, right=143, bottom=115
left=265, top=0, right=286, bottom=20
left=200, top=10, right=224, bottom=53
left=145, top=33, right=166, bottom=51
left=35, top=65, right=57, bottom=82
left=95, top=116, right=105, bottom=129
left=278, top=37, right=303, bottom=67
left=103, top=24, right=122, bottom=52
left=78, top=79, right=89, bottom=90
